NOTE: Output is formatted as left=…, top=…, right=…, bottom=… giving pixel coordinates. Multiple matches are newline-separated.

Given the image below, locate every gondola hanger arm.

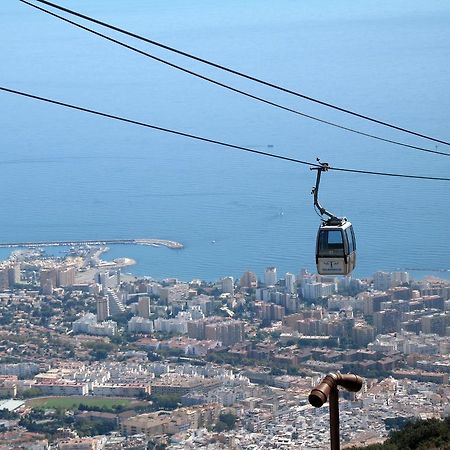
left=310, top=159, right=344, bottom=225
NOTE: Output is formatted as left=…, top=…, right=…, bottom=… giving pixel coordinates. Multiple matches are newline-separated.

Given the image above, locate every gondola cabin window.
left=318, top=230, right=345, bottom=256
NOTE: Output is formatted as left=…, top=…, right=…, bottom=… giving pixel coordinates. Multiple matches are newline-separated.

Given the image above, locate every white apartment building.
left=264, top=267, right=277, bottom=287
left=72, top=313, right=117, bottom=337
left=285, top=273, right=296, bottom=294
left=222, top=276, right=234, bottom=294
left=128, top=316, right=154, bottom=334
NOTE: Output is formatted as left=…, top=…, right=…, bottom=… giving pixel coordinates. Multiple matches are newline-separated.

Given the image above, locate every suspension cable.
left=1, top=86, right=449, bottom=182
left=24, top=0, right=450, bottom=148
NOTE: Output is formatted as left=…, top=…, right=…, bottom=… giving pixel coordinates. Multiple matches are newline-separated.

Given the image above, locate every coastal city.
left=0, top=243, right=448, bottom=449
left=2, top=0, right=450, bottom=448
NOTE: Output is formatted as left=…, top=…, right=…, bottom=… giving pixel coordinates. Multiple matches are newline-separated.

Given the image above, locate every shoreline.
left=1, top=246, right=449, bottom=284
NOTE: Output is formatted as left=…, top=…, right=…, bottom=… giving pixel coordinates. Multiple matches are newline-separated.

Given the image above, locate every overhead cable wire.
left=25, top=0, right=450, bottom=148
left=19, top=0, right=450, bottom=156
left=19, top=0, right=450, bottom=158
left=1, top=86, right=449, bottom=182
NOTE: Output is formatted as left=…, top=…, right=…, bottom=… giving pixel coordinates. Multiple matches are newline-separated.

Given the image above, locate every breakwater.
left=0, top=239, right=183, bottom=250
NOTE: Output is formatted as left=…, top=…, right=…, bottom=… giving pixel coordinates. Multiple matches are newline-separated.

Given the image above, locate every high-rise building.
left=302, top=282, right=321, bottom=301
left=40, top=265, right=76, bottom=290
left=187, top=320, right=206, bottom=340
left=158, top=283, right=190, bottom=306
left=240, top=271, right=257, bottom=289
left=285, top=295, right=298, bottom=314
left=188, top=318, right=244, bottom=346
left=137, top=296, right=151, bottom=319
left=96, top=297, right=110, bottom=322
left=285, top=273, right=296, bottom=294
left=297, top=269, right=313, bottom=287
left=57, top=267, right=76, bottom=287
left=302, top=281, right=336, bottom=301
left=128, top=316, right=154, bottom=334
left=222, top=276, right=234, bottom=294
left=391, top=271, right=410, bottom=286
left=373, top=271, right=392, bottom=291
left=8, top=265, right=20, bottom=286
left=363, top=293, right=391, bottom=315
left=255, top=302, right=285, bottom=322
left=154, top=314, right=189, bottom=334
left=373, top=309, right=401, bottom=333
left=373, top=271, right=410, bottom=291
left=40, top=268, right=58, bottom=290
left=205, top=320, right=244, bottom=346
left=97, top=270, right=120, bottom=292
left=421, top=313, right=450, bottom=336
left=264, top=267, right=277, bottom=287
left=107, top=290, right=126, bottom=315
left=0, top=268, right=9, bottom=291
left=352, top=323, right=375, bottom=347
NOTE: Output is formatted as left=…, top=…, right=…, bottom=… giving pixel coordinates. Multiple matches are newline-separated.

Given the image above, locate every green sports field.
left=26, top=396, right=136, bottom=410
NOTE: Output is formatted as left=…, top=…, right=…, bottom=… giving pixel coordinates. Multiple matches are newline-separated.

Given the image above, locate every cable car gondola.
left=311, top=161, right=356, bottom=276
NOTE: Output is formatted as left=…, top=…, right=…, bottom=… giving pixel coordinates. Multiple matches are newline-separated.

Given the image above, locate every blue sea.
left=1, top=1, right=449, bottom=281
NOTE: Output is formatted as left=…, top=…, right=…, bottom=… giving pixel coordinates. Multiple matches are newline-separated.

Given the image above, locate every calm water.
left=1, top=1, right=449, bottom=281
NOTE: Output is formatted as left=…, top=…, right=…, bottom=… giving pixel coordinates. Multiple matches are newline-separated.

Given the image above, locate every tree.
left=270, top=367, right=284, bottom=376
left=20, top=388, right=42, bottom=399
left=147, top=351, right=162, bottom=362
left=214, top=413, right=237, bottom=432
left=110, top=311, right=133, bottom=328
left=74, top=417, right=116, bottom=436
left=219, top=413, right=236, bottom=429
left=270, top=331, right=281, bottom=340
left=0, top=409, right=19, bottom=420
left=151, top=394, right=181, bottom=410
left=84, top=341, right=115, bottom=361
left=351, top=417, right=450, bottom=450
left=214, top=420, right=227, bottom=432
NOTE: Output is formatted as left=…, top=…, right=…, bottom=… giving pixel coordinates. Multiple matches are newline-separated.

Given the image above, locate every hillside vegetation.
left=351, top=417, right=450, bottom=450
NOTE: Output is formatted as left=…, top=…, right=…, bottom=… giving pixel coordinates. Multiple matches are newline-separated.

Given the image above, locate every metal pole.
left=329, top=386, right=340, bottom=450
left=309, top=373, right=363, bottom=450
